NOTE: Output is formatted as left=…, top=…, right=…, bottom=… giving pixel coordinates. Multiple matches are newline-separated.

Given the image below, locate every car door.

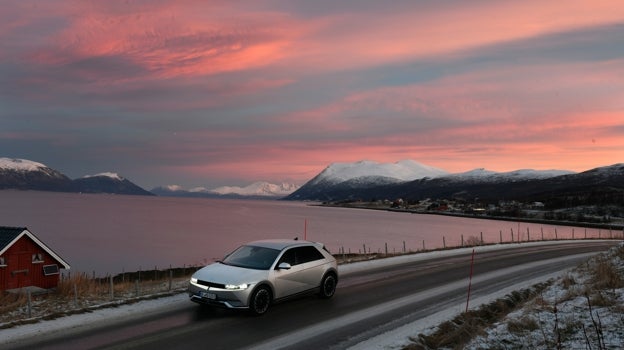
left=272, top=247, right=307, bottom=298
left=273, top=246, right=326, bottom=299
left=293, top=246, right=326, bottom=290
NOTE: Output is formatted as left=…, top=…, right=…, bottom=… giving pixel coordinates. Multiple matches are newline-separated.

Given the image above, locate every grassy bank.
left=406, top=243, right=624, bottom=349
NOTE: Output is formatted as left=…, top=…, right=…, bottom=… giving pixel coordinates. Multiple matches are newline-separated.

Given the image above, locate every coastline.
left=318, top=202, right=624, bottom=231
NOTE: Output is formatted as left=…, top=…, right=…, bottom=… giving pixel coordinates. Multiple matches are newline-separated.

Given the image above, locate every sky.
left=1, top=0, right=623, bottom=190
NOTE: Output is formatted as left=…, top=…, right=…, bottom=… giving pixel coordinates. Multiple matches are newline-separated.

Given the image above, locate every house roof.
left=0, top=226, right=71, bottom=270
left=0, top=226, right=24, bottom=250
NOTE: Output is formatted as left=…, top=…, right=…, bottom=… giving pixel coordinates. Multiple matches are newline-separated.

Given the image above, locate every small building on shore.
left=0, top=226, right=71, bottom=291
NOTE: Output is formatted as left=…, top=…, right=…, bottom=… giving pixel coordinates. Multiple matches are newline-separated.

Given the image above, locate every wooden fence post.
left=109, top=275, right=114, bottom=300
left=73, top=284, right=78, bottom=307
left=27, top=290, right=32, bottom=318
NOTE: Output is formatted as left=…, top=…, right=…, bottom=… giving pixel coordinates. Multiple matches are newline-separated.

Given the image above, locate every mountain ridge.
left=286, top=161, right=623, bottom=211
left=151, top=181, right=300, bottom=198
left=3, top=157, right=622, bottom=207
left=0, top=158, right=152, bottom=195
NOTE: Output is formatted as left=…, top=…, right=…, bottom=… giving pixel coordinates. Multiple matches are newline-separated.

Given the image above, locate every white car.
left=188, top=239, right=338, bottom=315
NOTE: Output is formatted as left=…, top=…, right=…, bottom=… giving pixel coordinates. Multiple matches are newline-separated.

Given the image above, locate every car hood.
left=193, top=262, right=269, bottom=285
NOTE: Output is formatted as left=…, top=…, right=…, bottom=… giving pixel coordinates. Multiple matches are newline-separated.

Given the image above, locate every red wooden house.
left=0, top=226, right=71, bottom=291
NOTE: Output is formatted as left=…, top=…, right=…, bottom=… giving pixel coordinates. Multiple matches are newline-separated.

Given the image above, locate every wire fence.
left=334, top=225, right=624, bottom=261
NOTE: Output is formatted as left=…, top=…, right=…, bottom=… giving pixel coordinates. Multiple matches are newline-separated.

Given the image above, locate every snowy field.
left=1, top=240, right=621, bottom=349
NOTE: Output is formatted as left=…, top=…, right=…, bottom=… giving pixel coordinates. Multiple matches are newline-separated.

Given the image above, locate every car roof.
left=244, top=239, right=321, bottom=251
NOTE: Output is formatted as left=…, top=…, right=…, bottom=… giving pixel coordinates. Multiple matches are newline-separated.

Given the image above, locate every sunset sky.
left=2, top=0, right=623, bottom=189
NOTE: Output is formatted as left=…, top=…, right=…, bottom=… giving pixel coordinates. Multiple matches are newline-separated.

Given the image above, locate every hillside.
left=286, top=161, right=624, bottom=210
left=0, top=158, right=152, bottom=196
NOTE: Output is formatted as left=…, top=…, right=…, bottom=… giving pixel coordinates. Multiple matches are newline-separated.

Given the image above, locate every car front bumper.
left=188, top=281, right=251, bottom=309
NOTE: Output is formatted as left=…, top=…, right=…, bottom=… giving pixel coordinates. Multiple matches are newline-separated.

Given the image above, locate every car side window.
left=278, top=246, right=324, bottom=267
left=278, top=249, right=297, bottom=266
left=297, top=246, right=324, bottom=264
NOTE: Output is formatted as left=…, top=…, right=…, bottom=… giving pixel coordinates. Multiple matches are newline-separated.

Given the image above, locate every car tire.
left=249, top=286, right=271, bottom=315
left=319, top=273, right=337, bottom=299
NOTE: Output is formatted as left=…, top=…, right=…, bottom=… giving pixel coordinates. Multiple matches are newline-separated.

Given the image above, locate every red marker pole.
left=466, top=248, right=475, bottom=313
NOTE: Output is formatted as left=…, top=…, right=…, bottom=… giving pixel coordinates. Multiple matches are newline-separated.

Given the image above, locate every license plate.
left=200, top=291, right=217, bottom=300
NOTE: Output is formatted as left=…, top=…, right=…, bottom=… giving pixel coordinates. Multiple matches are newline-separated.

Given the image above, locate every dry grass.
left=405, top=285, right=551, bottom=350
left=588, top=255, right=624, bottom=290
left=0, top=267, right=201, bottom=329
left=0, top=293, right=27, bottom=316
left=507, top=315, right=540, bottom=334
left=405, top=244, right=624, bottom=349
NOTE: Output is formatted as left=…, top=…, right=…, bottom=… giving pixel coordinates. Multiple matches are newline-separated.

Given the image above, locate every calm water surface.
left=0, top=191, right=612, bottom=275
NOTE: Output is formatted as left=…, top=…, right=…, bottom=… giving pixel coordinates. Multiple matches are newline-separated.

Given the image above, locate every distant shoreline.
left=318, top=202, right=624, bottom=232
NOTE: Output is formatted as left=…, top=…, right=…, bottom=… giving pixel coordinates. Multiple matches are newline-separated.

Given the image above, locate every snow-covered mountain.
left=285, top=159, right=583, bottom=201
left=73, top=172, right=153, bottom=196
left=152, top=181, right=300, bottom=198
left=287, top=160, right=449, bottom=201
left=210, top=182, right=299, bottom=197
left=0, top=157, right=72, bottom=191
left=445, top=168, right=574, bottom=182
left=0, top=157, right=152, bottom=195
left=309, top=160, right=448, bottom=185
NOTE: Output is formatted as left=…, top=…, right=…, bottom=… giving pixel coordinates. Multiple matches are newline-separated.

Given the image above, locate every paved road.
left=6, top=241, right=618, bottom=350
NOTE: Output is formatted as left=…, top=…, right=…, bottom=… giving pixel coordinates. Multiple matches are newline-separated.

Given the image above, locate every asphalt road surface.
left=5, top=241, right=618, bottom=350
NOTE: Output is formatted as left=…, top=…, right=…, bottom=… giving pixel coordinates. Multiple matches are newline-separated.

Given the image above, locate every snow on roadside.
left=0, top=294, right=188, bottom=347
left=463, top=242, right=624, bottom=349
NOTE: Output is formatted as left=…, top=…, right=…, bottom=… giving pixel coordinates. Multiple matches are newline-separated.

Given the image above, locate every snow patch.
left=83, top=172, right=124, bottom=181
left=0, top=158, right=48, bottom=172
left=445, top=168, right=574, bottom=182
left=163, top=185, right=184, bottom=191
left=315, top=160, right=449, bottom=184
left=189, top=186, right=208, bottom=193
left=210, top=181, right=300, bottom=196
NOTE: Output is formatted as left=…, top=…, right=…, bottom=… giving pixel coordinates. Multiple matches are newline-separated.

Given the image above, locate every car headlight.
left=190, top=277, right=198, bottom=284
left=225, top=283, right=249, bottom=290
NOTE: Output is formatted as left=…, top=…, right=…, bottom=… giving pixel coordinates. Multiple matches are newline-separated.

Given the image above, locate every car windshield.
left=221, top=245, right=281, bottom=270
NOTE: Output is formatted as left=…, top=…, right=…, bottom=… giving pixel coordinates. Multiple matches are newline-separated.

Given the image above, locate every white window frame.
left=32, top=253, right=44, bottom=264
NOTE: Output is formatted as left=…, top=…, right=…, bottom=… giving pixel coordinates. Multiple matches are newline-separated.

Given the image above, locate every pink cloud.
left=3, top=0, right=623, bottom=187
left=278, top=1, right=624, bottom=72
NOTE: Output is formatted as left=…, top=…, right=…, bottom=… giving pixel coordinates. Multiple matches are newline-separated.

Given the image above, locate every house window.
left=32, top=253, right=44, bottom=263
left=0, top=256, right=5, bottom=267
left=43, top=264, right=60, bottom=276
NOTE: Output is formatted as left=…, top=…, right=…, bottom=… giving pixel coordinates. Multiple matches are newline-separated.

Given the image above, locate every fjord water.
left=0, top=190, right=609, bottom=275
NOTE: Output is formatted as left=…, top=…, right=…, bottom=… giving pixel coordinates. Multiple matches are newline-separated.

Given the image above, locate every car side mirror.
left=277, top=262, right=291, bottom=270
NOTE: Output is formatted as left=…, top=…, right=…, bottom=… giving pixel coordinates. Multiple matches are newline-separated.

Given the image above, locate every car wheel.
left=319, top=273, right=337, bottom=299
left=249, top=286, right=271, bottom=315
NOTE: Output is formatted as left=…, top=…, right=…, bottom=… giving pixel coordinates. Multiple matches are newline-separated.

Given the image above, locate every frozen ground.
left=462, top=243, right=624, bottom=350
left=1, top=241, right=621, bottom=349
